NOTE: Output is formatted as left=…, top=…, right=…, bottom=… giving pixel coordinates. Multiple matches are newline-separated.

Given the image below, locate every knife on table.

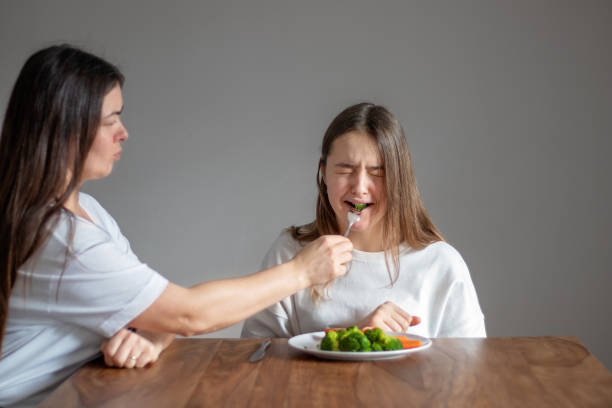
left=249, top=339, right=271, bottom=363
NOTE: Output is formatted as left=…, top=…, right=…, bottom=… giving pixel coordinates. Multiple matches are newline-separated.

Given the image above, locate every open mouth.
left=345, top=200, right=372, bottom=213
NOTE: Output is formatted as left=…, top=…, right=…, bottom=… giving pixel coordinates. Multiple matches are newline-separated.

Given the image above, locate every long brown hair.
left=0, top=45, right=124, bottom=352
left=291, top=102, right=443, bottom=285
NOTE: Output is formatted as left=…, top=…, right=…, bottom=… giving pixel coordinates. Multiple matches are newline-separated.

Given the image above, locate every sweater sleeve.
left=436, top=279, right=487, bottom=337
left=434, top=247, right=486, bottom=338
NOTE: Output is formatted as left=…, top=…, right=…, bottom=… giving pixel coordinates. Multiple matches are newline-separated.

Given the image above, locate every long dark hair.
left=0, top=45, right=124, bottom=352
left=291, top=103, right=443, bottom=285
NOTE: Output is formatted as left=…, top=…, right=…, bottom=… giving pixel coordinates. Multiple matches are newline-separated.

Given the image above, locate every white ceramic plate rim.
left=288, top=331, right=432, bottom=361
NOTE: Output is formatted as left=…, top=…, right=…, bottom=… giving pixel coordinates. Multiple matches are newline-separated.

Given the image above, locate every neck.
left=62, top=171, right=84, bottom=214
left=349, top=230, right=385, bottom=252
left=63, top=190, right=81, bottom=214
left=63, top=189, right=94, bottom=223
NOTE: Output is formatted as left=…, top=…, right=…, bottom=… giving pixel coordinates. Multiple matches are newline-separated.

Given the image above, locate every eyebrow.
left=334, top=162, right=384, bottom=171
left=103, top=106, right=124, bottom=119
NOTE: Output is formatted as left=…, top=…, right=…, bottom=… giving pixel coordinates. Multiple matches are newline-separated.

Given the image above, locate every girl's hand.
left=358, top=301, right=421, bottom=332
left=101, top=328, right=174, bottom=368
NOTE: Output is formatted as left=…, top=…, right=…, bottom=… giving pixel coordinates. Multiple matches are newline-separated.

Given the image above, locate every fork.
left=344, top=212, right=361, bottom=237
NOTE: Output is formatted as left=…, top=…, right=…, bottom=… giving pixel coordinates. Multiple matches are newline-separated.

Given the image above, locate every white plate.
left=288, top=331, right=431, bottom=361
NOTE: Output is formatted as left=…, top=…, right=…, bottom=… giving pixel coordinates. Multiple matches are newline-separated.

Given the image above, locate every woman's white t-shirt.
left=242, top=230, right=486, bottom=339
left=0, top=193, right=168, bottom=407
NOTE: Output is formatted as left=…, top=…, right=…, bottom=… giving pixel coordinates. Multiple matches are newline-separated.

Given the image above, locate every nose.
left=351, top=169, right=369, bottom=196
left=116, top=122, right=128, bottom=142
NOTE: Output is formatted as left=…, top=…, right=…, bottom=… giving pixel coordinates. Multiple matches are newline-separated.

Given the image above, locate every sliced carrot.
left=395, top=335, right=423, bottom=349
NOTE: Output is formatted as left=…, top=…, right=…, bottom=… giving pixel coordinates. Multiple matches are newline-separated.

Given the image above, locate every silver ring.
left=130, top=355, right=137, bottom=361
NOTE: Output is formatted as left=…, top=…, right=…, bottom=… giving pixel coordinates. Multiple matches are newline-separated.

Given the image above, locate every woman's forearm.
left=138, top=330, right=176, bottom=352
left=130, top=259, right=307, bottom=336
left=129, top=235, right=351, bottom=336
left=181, top=259, right=308, bottom=334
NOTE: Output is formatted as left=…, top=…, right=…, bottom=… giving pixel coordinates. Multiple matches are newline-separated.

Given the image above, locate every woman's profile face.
left=82, top=84, right=128, bottom=181
left=323, top=131, right=387, bottom=246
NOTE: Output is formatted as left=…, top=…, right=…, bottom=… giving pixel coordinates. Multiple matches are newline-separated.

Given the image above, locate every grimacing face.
left=82, top=84, right=128, bottom=181
left=322, top=131, right=387, bottom=248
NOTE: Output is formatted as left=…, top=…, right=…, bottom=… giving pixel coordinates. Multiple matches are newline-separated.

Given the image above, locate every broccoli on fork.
left=354, top=203, right=367, bottom=211
left=346, top=201, right=370, bottom=212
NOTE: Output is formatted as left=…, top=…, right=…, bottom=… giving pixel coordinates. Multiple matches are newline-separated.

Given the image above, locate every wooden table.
left=41, top=337, right=612, bottom=407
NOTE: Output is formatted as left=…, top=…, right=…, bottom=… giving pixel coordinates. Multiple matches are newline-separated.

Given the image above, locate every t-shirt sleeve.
left=241, top=231, right=300, bottom=338
left=50, top=237, right=168, bottom=338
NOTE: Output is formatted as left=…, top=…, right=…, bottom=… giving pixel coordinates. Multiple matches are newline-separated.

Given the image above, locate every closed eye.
left=333, top=163, right=384, bottom=176
left=334, top=163, right=355, bottom=174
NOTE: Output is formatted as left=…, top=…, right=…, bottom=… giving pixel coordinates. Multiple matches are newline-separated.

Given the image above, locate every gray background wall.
left=1, top=1, right=611, bottom=370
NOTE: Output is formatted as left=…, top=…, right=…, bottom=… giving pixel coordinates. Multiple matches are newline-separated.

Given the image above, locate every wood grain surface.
left=40, top=337, right=612, bottom=407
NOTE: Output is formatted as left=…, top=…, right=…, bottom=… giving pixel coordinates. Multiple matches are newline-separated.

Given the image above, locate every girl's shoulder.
left=260, top=228, right=307, bottom=267
left=406, top=240, right=470, bottom=279
left=424, top=241, right=465, bottom=262
left=272, top=228, right=306, bottom=252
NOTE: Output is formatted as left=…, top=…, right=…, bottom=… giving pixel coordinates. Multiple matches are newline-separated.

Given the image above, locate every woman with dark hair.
left=0, top=45, right=352, bottom=407
left=242, top=103, right=485, bottom=339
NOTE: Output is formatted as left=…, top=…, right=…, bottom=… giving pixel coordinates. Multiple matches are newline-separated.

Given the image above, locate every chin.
left=102, top=165, right=115, bottom=177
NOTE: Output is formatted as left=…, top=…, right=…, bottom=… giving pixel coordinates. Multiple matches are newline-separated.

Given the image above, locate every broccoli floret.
left=320, top=330, right=340, bottom=351
left=340, top=331, right=368, bottom=352
left=367, top=330, right=403, bottom=351
left=319, top=326, right=406, bottom=352
left=358, top=335, right=372, bottom=351
left=337, top=329, right=349, bottom=341
left=374, top=331, right=388, bottom=345
left=364, top=327, right=384, bottom=343
left=381, top=335, right=403, bottom=351
left=354, top=203, right=367, bottom=211
left=339, top=333, right=360, bottom=351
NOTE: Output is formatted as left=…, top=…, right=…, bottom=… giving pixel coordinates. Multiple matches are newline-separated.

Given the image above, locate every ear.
left=320, top=162, right=327, bottom=185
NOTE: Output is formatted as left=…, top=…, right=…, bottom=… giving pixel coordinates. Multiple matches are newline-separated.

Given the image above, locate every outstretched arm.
left=129, top=235, right=352, bottom=336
